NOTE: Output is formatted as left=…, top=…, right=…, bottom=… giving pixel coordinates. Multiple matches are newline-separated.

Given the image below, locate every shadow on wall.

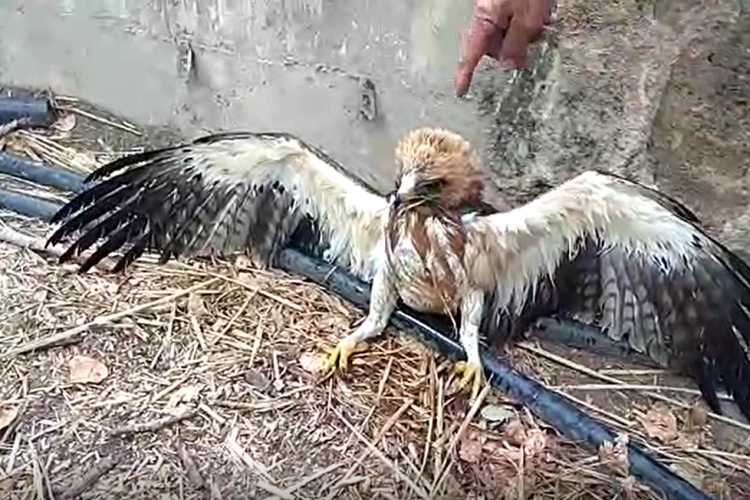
left=0, top=0, right=510, bottom=194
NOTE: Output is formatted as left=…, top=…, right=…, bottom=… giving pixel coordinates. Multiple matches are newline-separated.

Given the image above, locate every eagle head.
left=393, top=127, right=484, bottom=212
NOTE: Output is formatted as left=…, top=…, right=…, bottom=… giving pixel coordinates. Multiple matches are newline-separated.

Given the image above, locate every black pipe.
left=274, top=249, right=711, bottom=500
left=0, top=152, right=86, bottom=194
left=0, top=183, right=713, bottom=500
left=533, top=317, right=662, bottom=369
left=0, top=96, right=58, bottom=128
left=0, top=188, right=62, bottom=222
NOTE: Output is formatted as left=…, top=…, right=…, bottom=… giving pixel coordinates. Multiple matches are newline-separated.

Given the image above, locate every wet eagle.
left=46, top=127, right=750, bottom=420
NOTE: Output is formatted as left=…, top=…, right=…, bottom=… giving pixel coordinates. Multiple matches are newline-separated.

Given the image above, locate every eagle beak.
left=393, top=190, right=417, bottom=208
left=391, top=193, right=403, bottom=207
left=394, top=173, right=418, bottom=206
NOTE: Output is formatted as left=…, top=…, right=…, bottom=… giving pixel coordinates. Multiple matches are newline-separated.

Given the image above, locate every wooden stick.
left=2, top=278, right=219, bottom=358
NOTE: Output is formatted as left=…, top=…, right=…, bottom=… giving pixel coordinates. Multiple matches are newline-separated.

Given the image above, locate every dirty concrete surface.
left=488, top=0, right=749, bottom=240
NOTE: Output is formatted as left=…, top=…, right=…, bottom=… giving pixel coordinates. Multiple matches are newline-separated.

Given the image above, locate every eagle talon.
left=324, top=337, right=370, bottom=373
left=453, top=360, right=484, bottom=402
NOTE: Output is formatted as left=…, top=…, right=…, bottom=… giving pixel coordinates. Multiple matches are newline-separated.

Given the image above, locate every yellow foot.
left=323, top=337, right=370, bottom=373
left=453, top=360, right=484, bottom=402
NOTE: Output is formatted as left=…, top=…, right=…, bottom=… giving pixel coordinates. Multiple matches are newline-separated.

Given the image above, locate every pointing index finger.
left=455, top=15, right=498, bottom=97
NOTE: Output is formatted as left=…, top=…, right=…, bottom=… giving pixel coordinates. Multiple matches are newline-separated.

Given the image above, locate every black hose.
left=274, top=249, right=710, bottom=500
left=533, top=317, right=662, bottom=368
left=0, top=97, right=57, bottom=128
left=0, top=185, right=713, bottom=500
left=0, top=96, right=58, bottom=128
left=0, top=188, right=62, bottom=222
left=0, top=152, right=86, bottom=194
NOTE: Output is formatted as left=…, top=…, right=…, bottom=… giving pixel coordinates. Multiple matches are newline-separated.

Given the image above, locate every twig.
left=518, top=341, right=750, bottom=434
left=63, top=106, right=142, bottom=135
left=0, top=117, right=31, bottom=139
left=431, top=383, right=491, bottom=496
left=327, top=398, right=414, bottom=494
left=0, top=225, right=70, bottom=258
left=264, top=462, right=345, bottom=500
left=224, top=427, right=283, bottom=494
left=553, top=383, right=713, bottom=398
left=257, top=481, right=293, bottom=500
left=177, top=441, right=205, bottom=490
left=151, top=372, right=192, bottom=403
left=28, top=441, right=53, bottom=500
left=210, top=292, right=256, bottom=345
left=58, top=456, right=120, bottom=499
left=210, top=273, right=303, bottom=311
left=110, top=407, right=197, bottom=437
left=549, top=387, right=635, bottom=428
left=2, top=278, right=220, bottom=358
left=333, top=408, right=431, bottom=500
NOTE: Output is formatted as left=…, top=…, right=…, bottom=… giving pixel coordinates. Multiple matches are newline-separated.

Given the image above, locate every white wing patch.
left=47, top=132, right=390, bottom=279
left=464, top=171, right=706, bottom=315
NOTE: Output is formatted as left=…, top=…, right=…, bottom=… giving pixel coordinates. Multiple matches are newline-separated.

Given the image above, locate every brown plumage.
left=394, top=128, right=486, bottom=210
left=45, top=127, right=750, bottom=420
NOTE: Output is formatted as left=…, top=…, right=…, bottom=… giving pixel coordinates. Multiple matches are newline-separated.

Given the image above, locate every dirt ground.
left=1, top=89, right=750, bottom=499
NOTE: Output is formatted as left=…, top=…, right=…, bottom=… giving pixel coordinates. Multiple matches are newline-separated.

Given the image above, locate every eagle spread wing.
left=464, top=170, right=750, bottom=418
left=46, top=132, right=389, bottom=277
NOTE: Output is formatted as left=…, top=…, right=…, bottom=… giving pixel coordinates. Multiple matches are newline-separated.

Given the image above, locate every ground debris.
left=0, top=91, right=748, bottom=499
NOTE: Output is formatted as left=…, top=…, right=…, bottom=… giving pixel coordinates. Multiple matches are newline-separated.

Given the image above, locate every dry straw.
left=0, top=98, right=747, bottom=499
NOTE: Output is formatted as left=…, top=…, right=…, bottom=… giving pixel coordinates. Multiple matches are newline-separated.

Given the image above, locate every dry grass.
left=0, top=91, right=749, bottom=499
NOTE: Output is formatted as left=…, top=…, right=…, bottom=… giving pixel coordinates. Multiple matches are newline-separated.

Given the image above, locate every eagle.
left=45, top=127, right=750, bottom=421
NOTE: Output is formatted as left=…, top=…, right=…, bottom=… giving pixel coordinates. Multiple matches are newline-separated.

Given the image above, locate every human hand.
left=455, top=0, right=552, bottom=97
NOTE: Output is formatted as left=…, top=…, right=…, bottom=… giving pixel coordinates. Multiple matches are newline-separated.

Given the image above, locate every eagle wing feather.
left=464, top=170, right=750, bottom=418
left=46, top=131, right=389, bottom=277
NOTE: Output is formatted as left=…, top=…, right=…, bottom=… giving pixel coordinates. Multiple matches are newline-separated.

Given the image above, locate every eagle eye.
left=420, top=179, right=446, bottom=192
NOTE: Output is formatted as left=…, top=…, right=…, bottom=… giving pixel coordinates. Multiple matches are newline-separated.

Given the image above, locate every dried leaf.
left=459, top=431, right=485, bottom=463
left=504, top=417, right=527, bottom=446
left=481, top=404, right=514, bottom=425
left=598, top=433, right=630, bottom=476
left=686, top=400, right=709, bottom=429
left=52, top=113, right=77, bottom=133
left=168, top=385, right=203, bottom=408
left=299, top=352, right=327, bottom=373
left=211, top=318, right=229, bottom=333
left=636, top=404, right=678, bottom=443
left=522, top=428, right=548, bottom=458
left=188, top=292, right=207, bottom=317
left=0, top=406, right=19, bottom=431
left=69, top=355, right=109, bottom=384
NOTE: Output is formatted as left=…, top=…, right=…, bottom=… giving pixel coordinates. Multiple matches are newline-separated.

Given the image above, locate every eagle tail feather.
left=690, top=245, right=750, bottom=420
left=47, top=183, right=136, bottom=247
left=113, top=232, right=152, bottom=273
left=78, top=217, right=147, bottom=273
left=713, top=270, right=750, bottom=419
left=693, top=355, right=724, bottom=414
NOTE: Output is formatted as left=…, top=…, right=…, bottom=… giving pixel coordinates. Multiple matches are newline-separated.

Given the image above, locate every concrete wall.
left=0, top=0, right=512, bottom=193
left=1, top=0, right=748, bottom=243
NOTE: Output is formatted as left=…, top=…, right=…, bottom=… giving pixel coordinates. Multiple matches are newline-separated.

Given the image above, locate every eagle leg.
left=453, top=360, right=483, bottom=401
left=324, top=267, right=397, bottom=373
left=453, top=289, right=486, bottom=402
left=324, top=337, right=372, bottom=372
